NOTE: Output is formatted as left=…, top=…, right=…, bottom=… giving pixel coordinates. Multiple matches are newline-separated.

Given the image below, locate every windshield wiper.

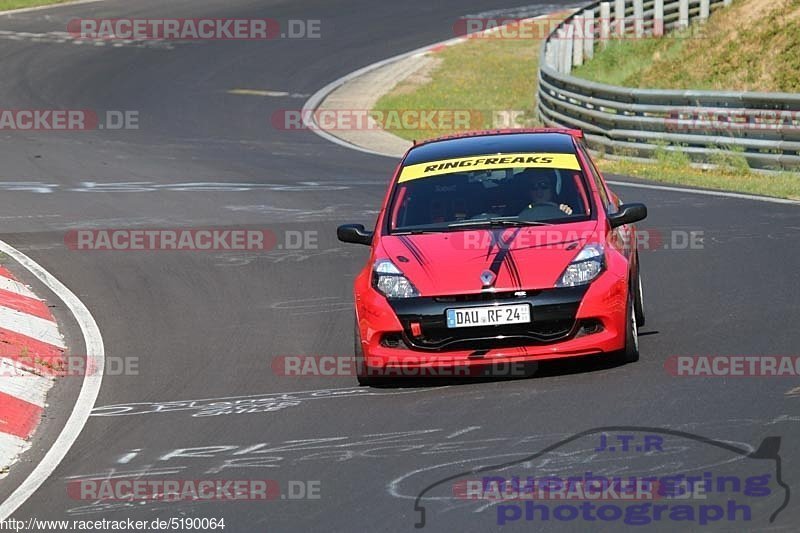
left=392, top=229, right=442, bottom=235
left=447, top=217, right=552, bottom=228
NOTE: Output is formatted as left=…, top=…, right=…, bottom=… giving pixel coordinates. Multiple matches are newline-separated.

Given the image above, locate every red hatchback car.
left=338, top=129, right=647, bottom=385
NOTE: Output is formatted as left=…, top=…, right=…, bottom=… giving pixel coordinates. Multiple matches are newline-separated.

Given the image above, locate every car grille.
left=389, top=288, right=586, bottom=352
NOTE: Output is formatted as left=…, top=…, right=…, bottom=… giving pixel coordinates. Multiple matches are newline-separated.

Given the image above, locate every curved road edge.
left=301, top=33, right=472, bottom=157
left=302, top=15, right=800, bottom=206
left=0, top=264, right=65, bottom=476
left=0, top=240, right=104, bottom=521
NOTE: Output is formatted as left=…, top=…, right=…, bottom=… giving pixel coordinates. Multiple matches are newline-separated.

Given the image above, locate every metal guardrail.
left=536, top=0, right=800, bottom=170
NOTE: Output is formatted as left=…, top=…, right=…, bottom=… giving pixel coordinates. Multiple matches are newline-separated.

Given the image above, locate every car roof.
left=402, top=129, right=582, bottom=166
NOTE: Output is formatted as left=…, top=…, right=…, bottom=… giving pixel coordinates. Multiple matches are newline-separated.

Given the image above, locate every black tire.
left=355, top=318, right=384, bottom=386
left=633, top=256, right=646, bottom=328
left=617, top=290, right=640, bottom=364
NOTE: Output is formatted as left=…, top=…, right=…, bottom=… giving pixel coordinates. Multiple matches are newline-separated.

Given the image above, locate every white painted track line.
left=606, top=180, right=800, bottom=205
left=0, top=240, right=105, bottom=521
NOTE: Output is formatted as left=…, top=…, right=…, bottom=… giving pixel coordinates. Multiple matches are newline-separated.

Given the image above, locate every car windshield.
left=389, top=152, right=593, bottom=233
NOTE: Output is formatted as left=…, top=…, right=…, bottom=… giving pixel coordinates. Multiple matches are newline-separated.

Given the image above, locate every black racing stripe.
left=398, top=235, right=425, bottom=266
left=404, top=237, right=429, bottom=266
left=485, top=231, right=499, bottom=260
left=398, top=236, right=434, bottom=279
left=505, top=250, right=523, bottom=289
left=486, top=230, right=506, bottom=273
left=487, top=228, right=522, bottom=286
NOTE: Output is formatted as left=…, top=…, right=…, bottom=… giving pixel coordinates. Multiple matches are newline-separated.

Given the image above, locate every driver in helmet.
left=518, top=168, right=573, bottom=216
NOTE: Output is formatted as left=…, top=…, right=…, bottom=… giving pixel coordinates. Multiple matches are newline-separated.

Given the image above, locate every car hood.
left=378, top=220, right=600, bottom=296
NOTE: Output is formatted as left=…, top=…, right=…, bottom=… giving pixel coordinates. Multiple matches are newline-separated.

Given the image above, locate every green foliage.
left=0, top=0, right=69, bottom=10
left=572, top=0, right=800, bottom=92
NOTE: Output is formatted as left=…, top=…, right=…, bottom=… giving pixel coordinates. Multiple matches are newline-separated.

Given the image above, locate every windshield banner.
left=398, top=153, right=581, bottom=182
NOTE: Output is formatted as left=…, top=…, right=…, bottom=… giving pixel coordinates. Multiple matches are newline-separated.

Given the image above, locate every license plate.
left=446, top=304, right=530, bottom=328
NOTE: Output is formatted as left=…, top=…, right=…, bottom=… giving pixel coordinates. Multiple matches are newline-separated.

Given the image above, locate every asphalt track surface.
left=0, top=0, right=798, bottom=531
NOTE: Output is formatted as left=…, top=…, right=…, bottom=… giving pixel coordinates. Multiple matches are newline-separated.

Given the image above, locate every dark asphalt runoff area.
left=0, top=0, right=798, bottom=531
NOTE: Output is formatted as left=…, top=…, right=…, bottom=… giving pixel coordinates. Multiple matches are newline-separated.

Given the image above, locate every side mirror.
left=337, top=224, right=374, bottom=245
left=608, top=203, right=647, bottom=229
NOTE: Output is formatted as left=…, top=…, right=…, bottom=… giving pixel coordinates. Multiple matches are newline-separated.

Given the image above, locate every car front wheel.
left=617, top=289, right=640, bottom=364
left=355, top=317, right=384, bottom=386
left=634, top=256, right=646, bottom=327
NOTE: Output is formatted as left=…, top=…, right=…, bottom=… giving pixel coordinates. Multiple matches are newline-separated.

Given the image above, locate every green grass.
left=572, top=0, right=800, bottom=92
left=599, top=150, right=800, bottom=201
left=373, top=19, right=554, bottom=141
left=0, top=0, right=71, bottom=10
left=570, top=32, right=693, bottom=88
left=371, top=10, right=800, bottom=200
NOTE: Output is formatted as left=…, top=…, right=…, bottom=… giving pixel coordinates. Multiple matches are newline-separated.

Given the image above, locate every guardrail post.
left=563, top=25, right=574, bottom=74
left=544, top=41, right=556, bottom=68
left=557, top=28, right=568, bottom=72
left=544, top=42, right=553, bottom=68
left=551, top=37, right=561, bottom=70
left=700, top=0, right=710, bottom=20
left=553, top=29, right=561, bottom=72
left=573, top=19, right=584, bottom=67
left=654, top=0, right=664, bottom=36
left=600, top=2, right=611, bottom=47
left=679, top=0, right=689, bottom=29
left=615, top=0, right=626, bottom=37
left=550, top=31, right=558, bottom=71
left=633, top=0, right=644, bottom=38
left=583, top=9, right=595, bottom=60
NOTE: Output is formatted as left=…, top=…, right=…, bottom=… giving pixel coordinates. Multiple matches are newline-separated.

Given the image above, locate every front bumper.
left=356, top=270, right=628, bottom=371
left=389, top=286, right=588, bottom=351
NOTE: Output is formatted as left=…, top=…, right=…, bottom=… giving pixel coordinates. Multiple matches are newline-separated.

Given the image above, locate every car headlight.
left=556, top=243, right=605, bottom=287
left=372, top=259, right=420, bottom=298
